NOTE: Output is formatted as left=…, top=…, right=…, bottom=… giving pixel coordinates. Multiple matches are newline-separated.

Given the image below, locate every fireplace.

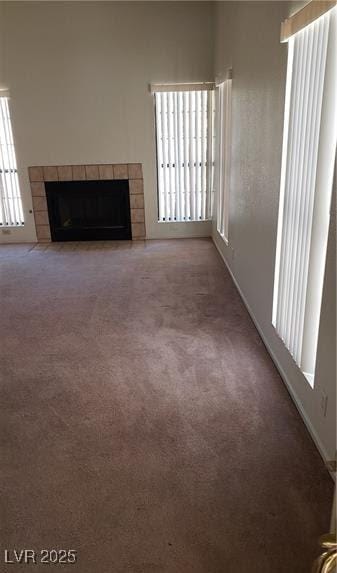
left=45, top=179, right=131, bottom=241
left=28, top=163, right=146, bottom=242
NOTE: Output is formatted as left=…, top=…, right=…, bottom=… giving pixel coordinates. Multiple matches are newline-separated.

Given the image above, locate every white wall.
left=0, top=1, right=214, bottom=242
left=213, top=1, right=336, bottom=461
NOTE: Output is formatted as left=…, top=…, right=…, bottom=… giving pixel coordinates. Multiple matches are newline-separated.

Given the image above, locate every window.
left=216, top=77, right=232, bottom=243
left=272, top=7, right=337, bottom=386
left=153, top=84, right=214, bottom=222
left=0, top=96, right=24, bottom=226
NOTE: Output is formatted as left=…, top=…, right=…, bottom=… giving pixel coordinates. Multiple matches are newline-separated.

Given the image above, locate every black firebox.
left=45, top=179, right=132, bottom=241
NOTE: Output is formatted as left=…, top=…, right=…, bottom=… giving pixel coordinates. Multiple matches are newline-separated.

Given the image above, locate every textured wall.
left=213, top=1, right=336, bottom=460
left=0, top=1, right=214, bottom=242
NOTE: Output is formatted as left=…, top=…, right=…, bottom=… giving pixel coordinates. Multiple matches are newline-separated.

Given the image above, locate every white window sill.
left=303, top=371, right=315, bottom=389
left=217, top=229, right=229, bottom=246
left=158, top=219, right=211, bottom=224
left=273, top=325, right=315, bottom=389
left=1, top=223, right=25, bottom=228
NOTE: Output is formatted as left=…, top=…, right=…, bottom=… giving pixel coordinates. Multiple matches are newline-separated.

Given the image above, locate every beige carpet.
left=0, top=239, right=333, bottom=572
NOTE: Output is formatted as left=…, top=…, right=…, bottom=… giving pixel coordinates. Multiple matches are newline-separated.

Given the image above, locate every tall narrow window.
left=153, top=84, right=214, bottom=222
left=0, top=96, right=24, bottom=226
left=216, top=77, right=232, bottom=243
left=273, top=6, right=337, bottom=386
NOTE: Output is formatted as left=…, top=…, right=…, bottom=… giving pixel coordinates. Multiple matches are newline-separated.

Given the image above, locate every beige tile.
left=29, top=166, right=44, bottom=182
left=128, top=163, right=142, bottom=179
left=85, top=165, right=99, bottom=180
left=36, top=225, right=51, bottom=240
left=98, top=164, right=114, bottom=180
left=30, top=182, right=45, bottom=197
left=57, top=165, right=72, bottom=181
left=34, top=211, right=49, bottom=225
left=129, top=179, right=144, bottom=195
left=38, top=237, right=52, bottom=244
left=130, top=194, right=144, bottom=209
left=113, top=164, right=128, bottom=179
left=43, top=166, right=58, bottom=181
left=32, top=195, right=47, bottom=212
left=131, top=209, right=145, bottom=223
left=72, top=165, right=86, bottom=180
left=131, top=223, right=145, bottom=239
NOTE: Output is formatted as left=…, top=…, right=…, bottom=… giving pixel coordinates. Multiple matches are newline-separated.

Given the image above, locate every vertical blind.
left=154, top=89, right=214, bottom=222
left=0, top=97, right=24, bottom=226
left=272, top=9, right=334, bottom=380
left=216, top=79, right=232, bottom=242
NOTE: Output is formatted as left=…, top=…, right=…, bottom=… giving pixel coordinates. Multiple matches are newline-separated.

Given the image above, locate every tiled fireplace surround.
left=28, top=163, right=146, bottom=242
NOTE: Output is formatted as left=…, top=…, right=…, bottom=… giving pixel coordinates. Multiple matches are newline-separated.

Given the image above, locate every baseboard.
left=212, top=235, right=334, bottom=477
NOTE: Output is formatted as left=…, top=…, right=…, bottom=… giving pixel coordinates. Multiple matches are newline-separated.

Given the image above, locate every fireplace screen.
left=45, top=179, right=131, bottom=241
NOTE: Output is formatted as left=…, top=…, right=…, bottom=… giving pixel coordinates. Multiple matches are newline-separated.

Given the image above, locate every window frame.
left=272, top=7, right=337, bottom=387
left=152, top=84, right=214, bottom=224
left=0, top=95, right=24, bottom=227
left=215, top=77, right=232, bottom=244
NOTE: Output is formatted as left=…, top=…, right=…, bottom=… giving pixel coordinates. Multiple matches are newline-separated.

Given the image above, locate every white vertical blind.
left=216, top=79, right=232, bottom=242
left=155, top=89, right=214, bottom=222
left=272, top=8, right=336, bottom=383
left=0, top=97, right=24, bottom=226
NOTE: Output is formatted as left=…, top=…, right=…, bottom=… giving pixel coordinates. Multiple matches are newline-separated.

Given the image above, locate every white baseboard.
left=212, top=235, right=334, bottom=477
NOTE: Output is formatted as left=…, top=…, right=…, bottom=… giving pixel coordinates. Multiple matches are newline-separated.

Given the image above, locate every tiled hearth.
left=28, top=163, right=145, bottom=242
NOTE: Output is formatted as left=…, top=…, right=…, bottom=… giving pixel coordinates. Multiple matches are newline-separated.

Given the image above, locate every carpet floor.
left=0, top=239, right=333, bottom=572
